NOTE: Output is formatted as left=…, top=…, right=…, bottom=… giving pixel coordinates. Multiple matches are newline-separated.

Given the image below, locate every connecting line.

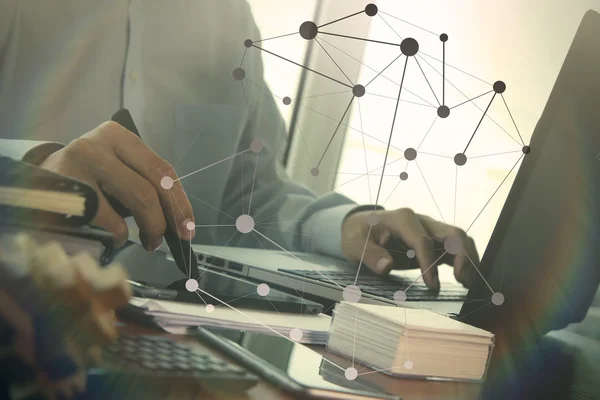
left=378, top=13, right=403, bottom=40
left=173, top=186, right=236, bottom=220
left=353, top=225, right=373, bottom=285
left=374, top=57, right=409, bottom=206
left=333, top=157, right=405, bottom=191
left=418, top=152, right=453, bottom=159
left=466, top=154, right=524, bottom=233
left=176, top=149, right=251, bottom=182
left=417, top=51, right=491, bottom=86
left=252, top=229, right=344, bottom=290
left=300, top=90, right=349, bottom=99
left=381, top=179, right=401, bottom=208
left=248, top=152, right=259, bottom=215
left=404, top=252, right=447, bottom=292
left=319, top=38, right=437, bottom=108
left=458, top=301, right=492, bottom=322
left=314, top=37, right=354, bottom=86
left=316, top=95, right=356, bottom=168
left=318, top=10, right=364, bottom=29
left=240, top=81, right=249, bottom=106
left=501, top=94, right=525, bottom=145
left=193, top=291, right=208, bottom=306
left=357, top=100, right=372, bottom=204
left=462, top=93, right=497, bottom=154
left=365, top=54, right=402, bottom=88
left=417, top=116, right=438, bottom=150
left=469, top=150, right=523, bottom=159
left=415, top=161, right=445, bottom=223
left=318, top=31, right=401, bottom=47
left=240, top=48, right=247, bottom=67
left=414, top=57, right=440, bottom=106
left=450, top=90, right=494, bottom=110
left=442, top=41, right=446, bottom=105
left=193, top=286, right=345, bottom=371
left=252, top=31, right=297, bottom=43
left=366, top=92, right=434, bottom=108
left=252, top=44, right=352, bottom=89
left=464, top=251, right=495, bottom=295
left=378, top=10, right=439, bottom=37
left=174, top=124, right=206, bottom=168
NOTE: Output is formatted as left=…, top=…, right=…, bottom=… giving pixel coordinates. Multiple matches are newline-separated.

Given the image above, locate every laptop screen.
left=459, top=10, right=600, bottom=338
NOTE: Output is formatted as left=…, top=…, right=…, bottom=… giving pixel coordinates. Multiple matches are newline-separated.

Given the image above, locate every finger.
left=103, top=122, right=195, bottom=240
left=92, top=158, right=167, bottom=252
left=385, top=209, right=438, bottom=289
left=361, top=235, right=394, bottom=276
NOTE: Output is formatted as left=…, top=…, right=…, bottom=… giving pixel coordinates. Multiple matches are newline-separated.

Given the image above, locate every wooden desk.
left=117, top=316, right=600, bottom=400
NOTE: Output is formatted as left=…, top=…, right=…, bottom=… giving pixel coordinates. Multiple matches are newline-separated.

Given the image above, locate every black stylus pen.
left=108, top=109, right=199, bottom=280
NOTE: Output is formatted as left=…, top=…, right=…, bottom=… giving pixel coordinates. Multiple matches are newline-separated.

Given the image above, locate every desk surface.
left=116, top=314, right=600, bottom=400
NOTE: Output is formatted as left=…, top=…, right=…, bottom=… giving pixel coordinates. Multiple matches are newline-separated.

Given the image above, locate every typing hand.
left=39, top=121, right=195, bottom=250
left=341, top=208, right=480, bottom=290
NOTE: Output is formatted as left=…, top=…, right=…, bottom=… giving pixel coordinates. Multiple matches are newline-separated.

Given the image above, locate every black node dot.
left=440, top=33, right=448, bottom=42
left=244, top=39, right=253, bottom=48
left=365, top=4, right=378, bottom=16
left=282, top=96, right=292, bottom=105
left=454, top=153, right=467, bottom=166
left=310, top=168, right=320, bottom=177
left=299, top=21, right=318, bottom=40
left=522, top=145, right=531, bottom=154
left=493, top=81, right=506, bottom=94
left=352, top=84, right=366, bottom=98
left=400, top=38, right=419, bottom=57
left=400, top=172, right=408, bottom=181
left=437, top=105, right=450, bottom=118
left=404, top=148, right=417, bottom=161
left=232, top=68, right=245, bottom=81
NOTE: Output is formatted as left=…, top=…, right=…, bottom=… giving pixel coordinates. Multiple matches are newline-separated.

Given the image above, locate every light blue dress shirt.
left=0, top=0, right=359, bottom=259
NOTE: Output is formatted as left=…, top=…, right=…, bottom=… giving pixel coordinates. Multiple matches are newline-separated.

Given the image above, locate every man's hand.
left=39, top=121, right=195, bottom=250
left=341, top=208, right=480, bottom=290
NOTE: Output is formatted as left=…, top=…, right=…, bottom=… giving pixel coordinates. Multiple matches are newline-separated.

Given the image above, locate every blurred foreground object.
left=0, top=232, right=131, bottom=400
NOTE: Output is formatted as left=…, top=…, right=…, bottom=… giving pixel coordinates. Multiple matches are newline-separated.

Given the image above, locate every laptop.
left=188, top=10, right=600, bottom=326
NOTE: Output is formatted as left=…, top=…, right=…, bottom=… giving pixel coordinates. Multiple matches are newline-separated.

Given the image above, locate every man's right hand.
left=39, top=121, right=195, bottom=250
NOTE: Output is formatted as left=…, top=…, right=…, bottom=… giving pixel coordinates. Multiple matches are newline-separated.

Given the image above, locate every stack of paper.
left=327, top=302, right=495, bottom=381
left=128, top=297, right=332, bottom=345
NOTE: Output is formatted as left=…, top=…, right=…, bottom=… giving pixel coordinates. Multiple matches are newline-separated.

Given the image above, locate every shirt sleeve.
left=212, top=1, right=358, bottom=259
left=0, top=139, right=64, bottom=164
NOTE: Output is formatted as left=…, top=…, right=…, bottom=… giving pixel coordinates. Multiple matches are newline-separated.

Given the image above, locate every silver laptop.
left=182, top=10, right=599, bottom=318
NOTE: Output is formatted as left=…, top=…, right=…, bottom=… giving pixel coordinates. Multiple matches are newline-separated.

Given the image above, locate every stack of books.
left=327, top=302, right=495, bottom=382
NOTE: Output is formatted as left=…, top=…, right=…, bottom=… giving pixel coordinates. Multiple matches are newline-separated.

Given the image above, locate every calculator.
left=86, top=334, right=259, bottom=397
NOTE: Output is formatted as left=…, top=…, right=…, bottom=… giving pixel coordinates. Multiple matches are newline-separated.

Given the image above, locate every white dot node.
left=492, top=292, right=505, bottom=306
left=186, top=221, right=195, bottom=231
left=404, top=360, right=413, bottom=370
left=206, top=304, right=215, bottom=313
left=236, top=214, right=255, bottom=234
left=185, top=279, right=199, bottom=292
left=342, top=285, right=362, bottom=303
left=290, top=328, right=303, bottom=342
left=344, top=367, right=358, bottom=380
left=406, top=249, right=416, bottom=259
left=444, top=236, right=463, bottom=255
left=393, top=290, right=407, bottom=303
left=250, top=139, right=264, bottom=153
left=367, top=213, right=380, bottom=226
left=257, top=283, right=270, bottom=297
left=160, top=176, right=174, bottom=190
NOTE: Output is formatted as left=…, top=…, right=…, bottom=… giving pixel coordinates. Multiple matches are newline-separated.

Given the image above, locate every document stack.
left=327, top=302, right=494, bottom=382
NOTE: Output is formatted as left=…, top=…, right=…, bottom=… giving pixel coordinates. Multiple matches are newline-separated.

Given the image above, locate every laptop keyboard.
left=279, top=269, right=467, bottom=301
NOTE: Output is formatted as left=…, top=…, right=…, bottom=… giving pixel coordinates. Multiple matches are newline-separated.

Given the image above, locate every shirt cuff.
left=300, top=204, right=363, bottom=260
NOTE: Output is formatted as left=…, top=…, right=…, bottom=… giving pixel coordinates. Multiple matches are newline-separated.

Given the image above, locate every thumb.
left=360, top=237, right=394, bottom=276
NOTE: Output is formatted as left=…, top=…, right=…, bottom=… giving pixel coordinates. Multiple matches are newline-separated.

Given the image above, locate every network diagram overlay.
left=157, top=3, right=530, bottom=379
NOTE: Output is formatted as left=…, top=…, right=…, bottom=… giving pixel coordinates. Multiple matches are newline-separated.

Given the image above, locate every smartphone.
left=194, top=327, right=401, bottom=400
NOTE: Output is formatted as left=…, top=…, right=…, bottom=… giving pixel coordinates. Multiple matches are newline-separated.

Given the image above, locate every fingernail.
left=376, top=258, right=391, bottom=273
left=152, top=239, right=163, bottom=252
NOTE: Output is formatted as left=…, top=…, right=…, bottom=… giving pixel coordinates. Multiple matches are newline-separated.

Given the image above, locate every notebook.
left=0, top=155, right=98, bottom=227
left=327, top=302, right=494, bottom=382
left=127, top=297, right=332, bottom=345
